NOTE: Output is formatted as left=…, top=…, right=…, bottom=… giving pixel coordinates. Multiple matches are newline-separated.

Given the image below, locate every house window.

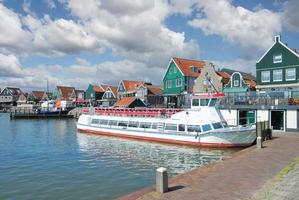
left=273, top=69, right=282, bottom=82
left=261, top=71, right=270, bottom=83
left=176, top=78, right=182, bottom=87
left=166, top=80, right=172, bottom=88
left=273, top=54, right=282, bottom=63
left=233, top=80, right=239, bottom=87
left=286, top=68, right=296, bottom=81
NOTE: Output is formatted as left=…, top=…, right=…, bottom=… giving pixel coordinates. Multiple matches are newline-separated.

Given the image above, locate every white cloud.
left=282, top=0, right=299, bottom=32
left=0, top=54, right=23, bottom=77
left=188, top=0, right=282, bottom=58
left=212, top=58, right=256, bottom=75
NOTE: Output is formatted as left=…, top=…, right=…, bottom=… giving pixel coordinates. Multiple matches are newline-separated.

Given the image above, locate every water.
left=0, top=113, right=238, bottom=200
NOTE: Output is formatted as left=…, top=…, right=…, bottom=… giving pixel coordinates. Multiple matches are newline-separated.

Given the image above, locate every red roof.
left=93, top=85, right=105, bottom=92
left=173, top=57, right=205, bottom=78
left=145, top=85, right=162, bottom=95
left=57, top=86, right=75, bottom=100
left=32, top=91, right=45, bottom=99
left=114, top=97, right=137, bottom=107
left=122, top=80, right=144, bottom=93
left=216, top=71, right=230, bottom=79
left=108, top=86, right=118, bottom=97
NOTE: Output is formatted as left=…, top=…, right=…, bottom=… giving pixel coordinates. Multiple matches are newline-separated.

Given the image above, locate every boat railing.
left=81, top=107, right=183, bottom=118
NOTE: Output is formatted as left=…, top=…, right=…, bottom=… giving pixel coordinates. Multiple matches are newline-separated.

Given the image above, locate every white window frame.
left=166, top=80, right=172, bottom=88
left=273, top=69, right=282, bottom=82
left=286, top=68, right=296, bottom=81
left=273, top=54, right=282, bottom=64
left=176, top=78, right=182, bottom=87
left=233, top=80, right=239, bottom=87
left=261, top=71, right=270, bottom=83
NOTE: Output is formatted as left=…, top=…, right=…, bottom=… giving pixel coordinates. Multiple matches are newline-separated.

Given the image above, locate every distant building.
left=27, top=91, right=48, bottom=104
left=193, top=62, right=226, bottom=94
left=75, top=90, right=85, bottom=100
left=53, top=86, right=76, bottom=101
left=223, top=72, right=256, bottom=93
left=162, top=57, right=205, bottom=108
left=85, top=84, right=108, bottom=101
left=114, top=97, right=146, bottom=108
left=136, top=84, right=163, bottom=107
left=101, top=86, right=118, bottom=107
left=0, top=87, right=27, bottom=106
left=256, top=35, right=299, bottom=91
left=117, top=80, right=144, bottom=99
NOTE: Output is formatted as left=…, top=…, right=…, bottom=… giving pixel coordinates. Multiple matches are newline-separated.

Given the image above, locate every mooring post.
left=156, top=167, right=168, bottom=193
left=256, top=121, right=262, bottom=138
left=256, top=136, right=263, bottom=149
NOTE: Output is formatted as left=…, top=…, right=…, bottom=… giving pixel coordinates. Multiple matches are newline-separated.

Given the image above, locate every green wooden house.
left=256, top=35, right=299, bottom=91
left=223, top=71, right=256, bottom=93
left=85, top=84, right=107, bottom=101
left=162, top=57, right=205, bottom=108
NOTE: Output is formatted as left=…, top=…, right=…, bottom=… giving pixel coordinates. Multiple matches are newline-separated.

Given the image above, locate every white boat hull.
left=77, top=123, right=256, bottom=148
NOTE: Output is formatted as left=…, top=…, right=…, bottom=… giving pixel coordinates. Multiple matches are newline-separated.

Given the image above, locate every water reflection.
left=77, top=133, right=237, bottom=176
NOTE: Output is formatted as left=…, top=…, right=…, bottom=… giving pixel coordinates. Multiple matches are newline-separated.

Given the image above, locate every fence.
left=219, top=90, right=299, bottom=106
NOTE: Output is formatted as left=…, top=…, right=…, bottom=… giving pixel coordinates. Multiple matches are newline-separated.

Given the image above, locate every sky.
left=0, top=0, right=299, bottom=91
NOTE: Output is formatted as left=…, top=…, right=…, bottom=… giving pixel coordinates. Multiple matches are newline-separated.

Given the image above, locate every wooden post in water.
left=156, top=167, right=168, bottom=193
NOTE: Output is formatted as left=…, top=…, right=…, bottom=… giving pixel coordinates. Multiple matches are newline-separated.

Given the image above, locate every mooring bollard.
left=156, top=167, right=168, bottom=193
left=256, top=136, right=262, bottom=149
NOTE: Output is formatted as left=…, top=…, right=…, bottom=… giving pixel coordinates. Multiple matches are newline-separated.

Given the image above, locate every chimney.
left=275, top=35, right=281, bottom=43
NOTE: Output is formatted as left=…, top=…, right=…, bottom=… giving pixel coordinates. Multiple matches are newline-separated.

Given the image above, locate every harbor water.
left=0, top=113, right=238, bottom=200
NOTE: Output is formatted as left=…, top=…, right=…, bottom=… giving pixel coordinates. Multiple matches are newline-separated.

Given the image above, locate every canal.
left=0, top=113, right=238, bottom=200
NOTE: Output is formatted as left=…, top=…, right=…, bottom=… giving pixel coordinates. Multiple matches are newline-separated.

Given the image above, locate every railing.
left=219, top=91, right=299, bottom=106
left=82, top=107, right=184, bottom=118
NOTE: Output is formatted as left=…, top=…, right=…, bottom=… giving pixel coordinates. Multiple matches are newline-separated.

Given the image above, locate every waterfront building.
left=256, top=35, right=299, bottom=92
left=162, top=57, right=205, bottom=108
left=27, top=91, right=48, bottom=104
left=0, top=87, right=27, bottom=106
left=85, top=84, right=107, bottom=102
left=136, top=84, right=163, bottom=107
left=100, top=86, right=118, bottom=107
left=117, top=80, right=144, bottom=99
left=222, top=71, right=256, bottom=93
left=114, top=96, right=146, bottom=108
left=75, top=90, right=85, bottom=100
left=53, top=86, right=76, bottom=101
left=193, top=62, right=229, bottom=94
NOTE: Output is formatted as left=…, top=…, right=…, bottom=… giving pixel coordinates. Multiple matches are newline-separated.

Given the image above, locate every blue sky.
left=0, top=0, right=298, bottom=91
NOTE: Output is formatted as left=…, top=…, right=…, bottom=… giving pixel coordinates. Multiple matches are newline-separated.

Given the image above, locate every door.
left=271, top=110, right=284, bottom=131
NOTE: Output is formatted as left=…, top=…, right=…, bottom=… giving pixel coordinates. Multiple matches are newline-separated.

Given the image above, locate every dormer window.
left=273, top=54, right=282, bottom=63
left=190, top=66, right=199, bottom=73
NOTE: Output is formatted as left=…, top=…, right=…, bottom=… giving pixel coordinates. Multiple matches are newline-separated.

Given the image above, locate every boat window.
left=165, top=124, right=177, bottom=131
left=202, top=124, right=212, bottom=132
left=192, top=99, right=199, bottom=106
left=212, top=122, right=223, bottom=129
left=187, top=125, right=201, bottom=132
left=118, top=121, right=128, bottom=127
left=178, top=124, right=185, bottom=132
left=209, top=98, right=217, bottom=106
left=139, top=122, right=151, bottom=129
left=99, top=119, right=109, bottom=125
left=91, top=118, right=99, bottom=124
left=200, top=99, right=209, bottom=106
left=108, top=120, right=118, bottom=126
left=151, top=123, right=158, bottom=129
left=128, top=121, right=139, bottom=128
left=222, top=121, right=228, bottom=128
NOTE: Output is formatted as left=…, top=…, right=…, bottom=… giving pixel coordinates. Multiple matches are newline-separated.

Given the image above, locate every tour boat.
left=77, top=93, right=256, bottom=148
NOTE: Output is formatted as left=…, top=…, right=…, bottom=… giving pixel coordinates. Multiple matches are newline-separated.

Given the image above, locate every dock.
left=9, top=108, right=74, bottom=119
left=119, top=132, right=299, bottom=200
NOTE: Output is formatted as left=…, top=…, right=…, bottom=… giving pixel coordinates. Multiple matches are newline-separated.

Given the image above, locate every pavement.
left=118, top=132, right=299, bottom=200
